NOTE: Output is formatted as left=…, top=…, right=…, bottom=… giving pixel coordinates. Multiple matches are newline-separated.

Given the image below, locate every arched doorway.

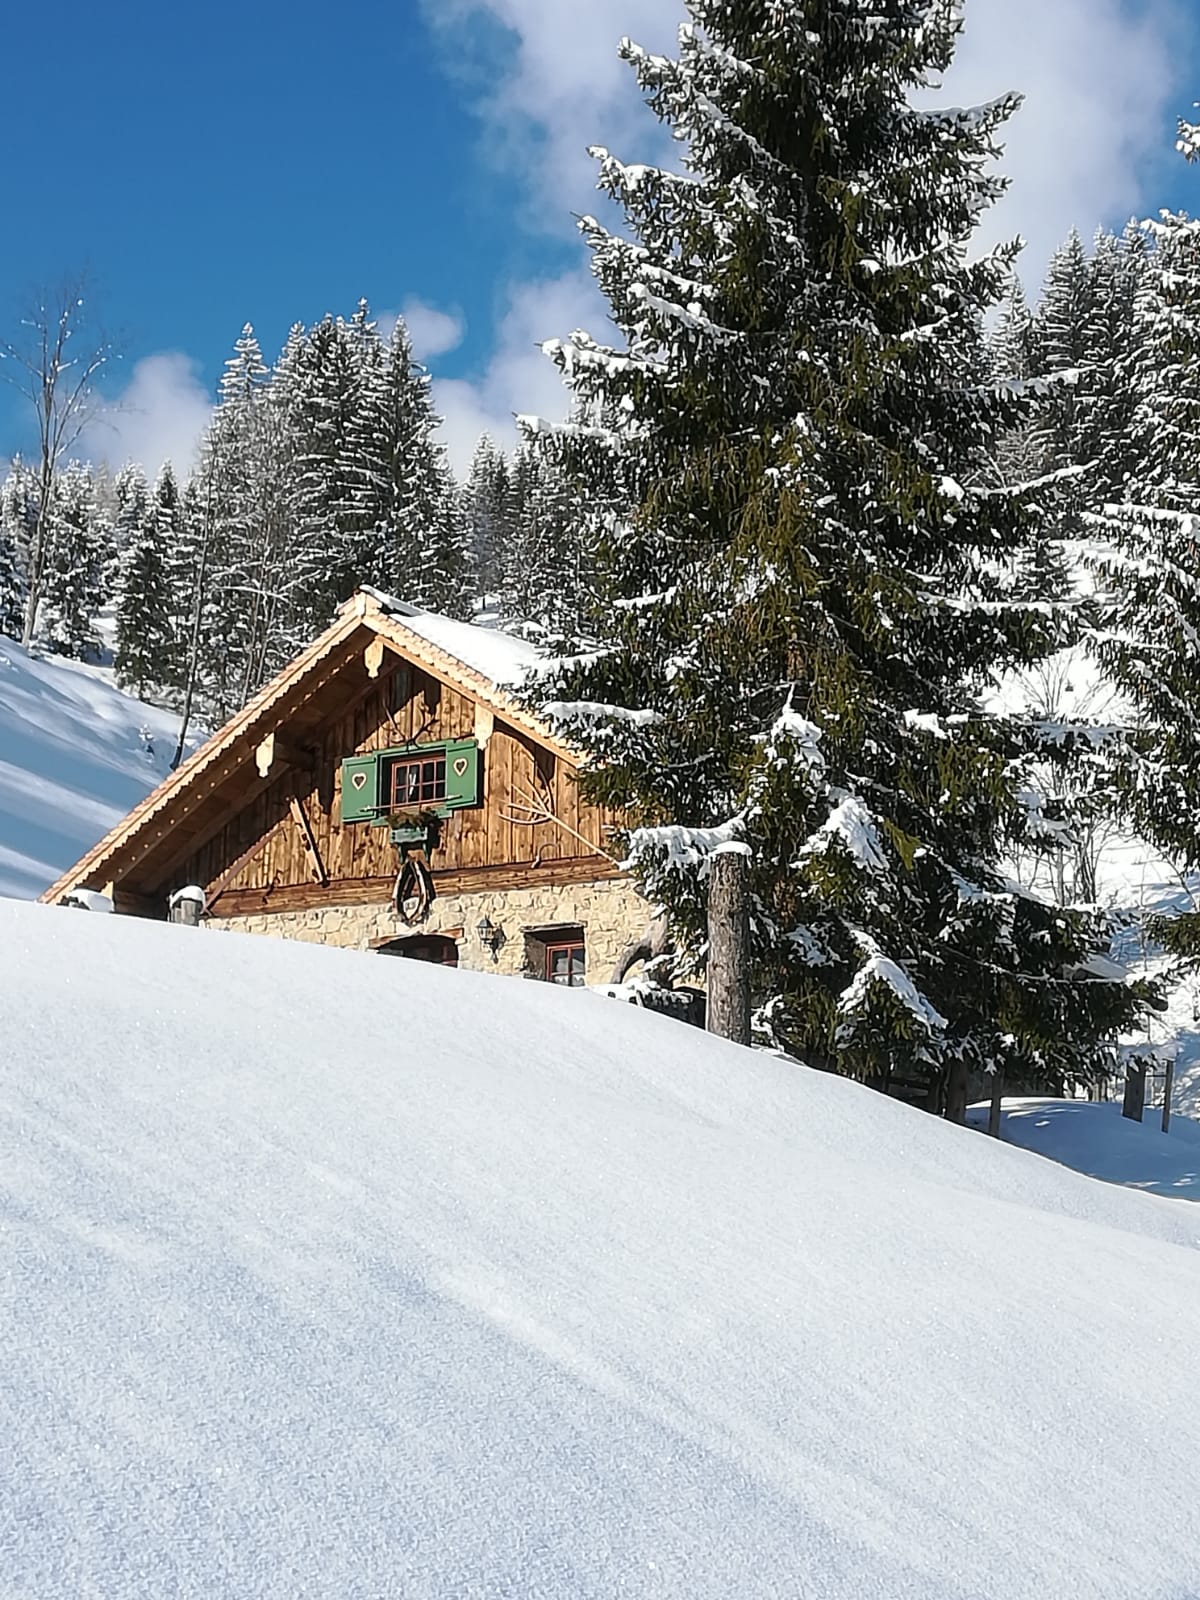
left=375, top=934, right=459, bottom=966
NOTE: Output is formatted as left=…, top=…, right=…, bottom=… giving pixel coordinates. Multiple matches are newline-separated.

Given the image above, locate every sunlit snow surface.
left=3, top=901, right=1200, bottom=1598
left=0, top=636, right=181, bottom=899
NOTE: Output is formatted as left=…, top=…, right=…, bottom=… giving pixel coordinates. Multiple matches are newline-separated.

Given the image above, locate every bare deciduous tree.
left=0, top=277, right=115, bottom=646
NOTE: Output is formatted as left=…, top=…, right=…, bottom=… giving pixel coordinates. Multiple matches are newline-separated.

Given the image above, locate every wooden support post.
left=1162, top=1056, right=1175, bottom=1135
left=707, top=848, right=751, bottom=1047
left=987, top=1070, right=1004, bottom=1139
left=1122, top=1061, right=1146, bottom=1123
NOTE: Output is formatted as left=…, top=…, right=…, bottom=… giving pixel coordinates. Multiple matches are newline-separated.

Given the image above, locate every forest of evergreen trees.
left=0, top=302, right=600, bottom=728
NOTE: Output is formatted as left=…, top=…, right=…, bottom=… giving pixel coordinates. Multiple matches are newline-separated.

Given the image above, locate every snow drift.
left=0, top=636, right=181, bottom=900
left=2, top=899, right=1200, bottom=1598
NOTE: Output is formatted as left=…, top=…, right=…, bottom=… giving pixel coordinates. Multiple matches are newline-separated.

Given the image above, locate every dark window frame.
left=387, top=751, right=447, bottom=810
left=543, top=939, right=586, bottom=986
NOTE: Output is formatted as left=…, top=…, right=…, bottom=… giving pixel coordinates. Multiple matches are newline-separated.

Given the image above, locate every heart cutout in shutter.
left=351, top=771, right=368, bottom=791
left=453, top=757, right=469, bottom=778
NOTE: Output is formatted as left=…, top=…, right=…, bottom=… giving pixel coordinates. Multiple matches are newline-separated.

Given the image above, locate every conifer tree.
left=115, top=462, right=177, bottom=695
left=1086, top=224, right=1148, bottom=499
left=533, top=1, right=1147, bottom=1113
left=0, top=460, right=36, bottom=639
left=39, top=462, right=107, bottom=660
left=0, top=515, right=23, bottom=638
left=463, top=436, right=513, bottom=600
left=1086, top=118, right=1200, bottom=934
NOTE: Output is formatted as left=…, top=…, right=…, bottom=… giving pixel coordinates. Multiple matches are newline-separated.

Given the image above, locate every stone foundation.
left=206, top=875, right=649, bottom=985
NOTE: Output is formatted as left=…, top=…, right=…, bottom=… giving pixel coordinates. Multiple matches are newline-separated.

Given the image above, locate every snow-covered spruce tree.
left=0, top=513, right=23, bottom=638
left=463, top=435, right=514, bottom=602
left=1086, top=118, right=1200, bottom=947
left=0, top=460, right=35, bottom=638
left=38, top=462, right=110, bottom=660
left=1086, top=225, right=1148, bottom=501
left=115, top=462, right=177, bottom=696
left=283, top=309, right=373, bottom=634
left=533, top=2, right=1148, bottom=1115
left=501, top=414, right=615, bottom=645
left=352, top=315, right=473, bottom=617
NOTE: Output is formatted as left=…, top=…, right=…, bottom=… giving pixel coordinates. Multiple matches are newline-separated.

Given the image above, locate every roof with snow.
left=40, top=589, right=564, bottom=908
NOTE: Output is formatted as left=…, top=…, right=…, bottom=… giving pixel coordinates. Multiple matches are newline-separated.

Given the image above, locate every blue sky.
left=1, top=0, right=1197, bottom=475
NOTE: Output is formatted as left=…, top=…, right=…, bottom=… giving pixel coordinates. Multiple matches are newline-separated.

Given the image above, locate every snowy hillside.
left=0, top=636, right=183, bottom=900
left=4, top=900, right=1200, bottom=1599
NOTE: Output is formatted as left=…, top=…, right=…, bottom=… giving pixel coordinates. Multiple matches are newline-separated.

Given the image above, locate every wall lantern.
left=476, top=916, right=504, bottom=961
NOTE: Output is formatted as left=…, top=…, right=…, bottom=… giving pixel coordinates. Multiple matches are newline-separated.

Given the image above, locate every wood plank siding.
left=148, top=662, right=618, bottom=912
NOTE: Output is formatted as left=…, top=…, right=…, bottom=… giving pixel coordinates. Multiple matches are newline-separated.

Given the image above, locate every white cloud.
left=433, top=268, right=604, bottom=476
left=937, top=0, right=1190, bottom=282
left=376, top=300, right=468, bottom=361
left=398, top=298, right=467, bottom=363
left=82, top=352, right=211, bottom=481
left=423, top=0, right=1193, bottom=467
left=423, top=0, right=680, bottom=231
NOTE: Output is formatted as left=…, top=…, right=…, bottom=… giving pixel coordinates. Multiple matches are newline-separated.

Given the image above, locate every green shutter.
left=340, top=753, right=381, bottom=823
left=442, top=739, right=480, bottom=810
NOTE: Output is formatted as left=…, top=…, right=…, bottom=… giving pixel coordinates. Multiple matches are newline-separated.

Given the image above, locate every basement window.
left=525, top=923, right=586, bottom=986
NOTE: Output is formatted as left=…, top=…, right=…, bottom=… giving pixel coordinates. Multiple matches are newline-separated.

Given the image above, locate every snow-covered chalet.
left=42, top=589, right=649, bottom=984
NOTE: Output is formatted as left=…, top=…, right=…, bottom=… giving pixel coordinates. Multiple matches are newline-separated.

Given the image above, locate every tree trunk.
left=944, top=1058, right=970, bottom=1124
left=707, top=849, right=751, bottom=1046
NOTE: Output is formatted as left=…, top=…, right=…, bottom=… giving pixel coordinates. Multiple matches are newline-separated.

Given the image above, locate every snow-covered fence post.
left=707, top=848, right=751, bottom=1047
left=1122, top=1061, right=1146, bottom=1123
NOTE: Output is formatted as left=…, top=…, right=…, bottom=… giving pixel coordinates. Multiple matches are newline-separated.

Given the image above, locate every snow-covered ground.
left=0, top=635, right=182, bottom=899
left=3, top=899, right=1200, bottom=1599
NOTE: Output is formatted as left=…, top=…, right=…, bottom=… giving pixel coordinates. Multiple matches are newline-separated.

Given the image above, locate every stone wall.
left=206, top=875, right=650, bottom=985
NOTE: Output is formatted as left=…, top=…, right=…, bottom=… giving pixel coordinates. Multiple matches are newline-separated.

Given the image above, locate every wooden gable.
left=41, top=596, right=624, bottom=918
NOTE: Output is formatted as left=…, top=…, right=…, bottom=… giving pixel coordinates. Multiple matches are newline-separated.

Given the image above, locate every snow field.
left=2, top=900, right=1200, bottom=1598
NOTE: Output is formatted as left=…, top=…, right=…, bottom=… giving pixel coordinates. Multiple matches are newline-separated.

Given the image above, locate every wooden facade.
left=42, top=593, right=631, bottom=942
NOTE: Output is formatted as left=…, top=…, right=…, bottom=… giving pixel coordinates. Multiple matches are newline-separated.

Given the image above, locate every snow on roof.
left=5, top=897, right=1200, bottom=1598
left=359, top=586, right=541, bottom=687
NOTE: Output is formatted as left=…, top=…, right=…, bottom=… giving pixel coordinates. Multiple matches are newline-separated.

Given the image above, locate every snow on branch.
left=763, top=700, right=826, bottom=774
left=543, top=700, right=664, bottom=729
left=838, top=936, right=948, bottom=1037
left=799, top=796, right=888, bottom=873
left=626, top=818, right=749, bottom=877
left=1178, top=110, right=1200, bottom=162
left=628, top=282, right=741, bottom=341
left=907, top=93, right=1022, bottom=139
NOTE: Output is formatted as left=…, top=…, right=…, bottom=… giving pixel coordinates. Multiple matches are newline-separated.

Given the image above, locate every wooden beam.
left=289, top=797, right=328, bottom=886
left=207, top=855, right=627, bottom=918
left=204, top=823, right=285, bottom=911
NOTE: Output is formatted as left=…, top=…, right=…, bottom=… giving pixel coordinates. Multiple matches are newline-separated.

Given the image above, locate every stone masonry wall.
left=206, top=876, right=650, bottom=985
